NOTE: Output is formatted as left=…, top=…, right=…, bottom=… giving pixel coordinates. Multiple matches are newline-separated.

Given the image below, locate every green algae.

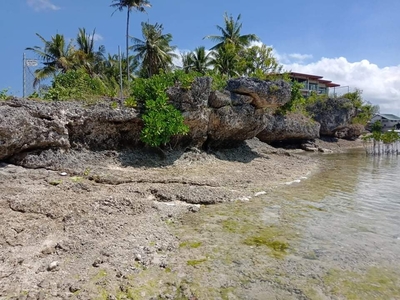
left=179, top=241, right=202, bottom=248
left=187, top=258, right=208, bottom=266
left=323, top=267, right=400, bottom=300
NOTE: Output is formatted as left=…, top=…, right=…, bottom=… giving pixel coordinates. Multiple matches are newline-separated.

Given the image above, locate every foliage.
left=124, top=96, right=137, bottom=107
left=342, top=89, right=379, bottom=125
left=204, top=13, right=259, bottom=50
left=182, top=46, right=212, bottom=75
left=141, top=93, right=189, bottom=147
left=130, top=70, right=191, bottom=147
left=277, top=81, right=306, bottom=114
left=0, top=88, right=11, bottom=100
left=130, top=22, right=177, bottom=77
left=110, top=0, right=151, bottom=79
left=43, top=69, right=108, bottom=100
left=206, top=70, right=228, bottom=91
left=130, top=70, right=200, bottom=103
left=26, top=33, right=75, bottom=86
left=237, top=44, right=282, bottom=78
left=363, top=130, right=400, bottom=144
left=371, top=120, right=382, bottom=133
left=209, top=44, right=240, bottom=78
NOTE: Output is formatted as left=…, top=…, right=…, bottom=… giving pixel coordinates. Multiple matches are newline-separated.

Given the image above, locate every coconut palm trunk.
left=126, top=8, right=130, bottom=80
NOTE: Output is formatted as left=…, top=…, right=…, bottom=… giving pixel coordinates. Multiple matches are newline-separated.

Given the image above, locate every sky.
left=1, top=0, right=399, bottom=112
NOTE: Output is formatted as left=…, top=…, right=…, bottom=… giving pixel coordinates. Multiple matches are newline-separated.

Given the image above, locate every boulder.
left=208, top=104, right=268, bottom=146
left=307, top=97, right=356, bottom=136
left=334, top=124, right=364, bottom=140
left=0, top=99, right=70, bottom=160
left=167, top=77, right=212, bottom=146
left=257, top=113, right=320, bottom=143
left=0, top=98, right=142, bottom=161
left=226, top=78, right=291, bottom=109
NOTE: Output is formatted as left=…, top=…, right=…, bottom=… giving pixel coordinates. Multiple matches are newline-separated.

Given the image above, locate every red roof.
left=289, top=72, right=323, bottom=79
left=289, top=72, right=340, bottom=87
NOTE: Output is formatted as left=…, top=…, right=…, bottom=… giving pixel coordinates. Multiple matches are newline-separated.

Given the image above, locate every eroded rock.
left=226, top=78, right=291, bottom=109
left=257, top=113, right=320, bottom=143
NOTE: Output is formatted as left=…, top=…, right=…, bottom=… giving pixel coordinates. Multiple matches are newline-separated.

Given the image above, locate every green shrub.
left=205, top=70, right=227, bottom=91
left=43, top=69, right=108, bottom=101
left=124, top=96, right=137, bottom=108
left=141, top=93, right=189, bottom=147
left=131, top=70, right=192, bottom=147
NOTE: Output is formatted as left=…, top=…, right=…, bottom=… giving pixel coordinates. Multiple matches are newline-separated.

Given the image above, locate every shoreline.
left=0, top=138, right=362, bottom=299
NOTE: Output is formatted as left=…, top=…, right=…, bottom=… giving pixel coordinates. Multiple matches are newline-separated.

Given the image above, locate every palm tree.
left=181, top=52, right=193, bottom=73
left=204, top=13, right=259, bottom=50
left=26, top=33, right=74, bottom=86
left=191, top=46, right=212, bottom=74
left=73, top=28, right=106, bottom=75
left=130, top=22, right=178, bottom=77
left=210, top=44, right=240, bottom=78
left=110, top=0, right=151, bottom=79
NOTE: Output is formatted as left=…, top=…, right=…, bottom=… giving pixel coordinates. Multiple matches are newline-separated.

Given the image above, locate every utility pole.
left=118, top=46, right=123, bottom=99
left=23, top=53, right=26, bottom=98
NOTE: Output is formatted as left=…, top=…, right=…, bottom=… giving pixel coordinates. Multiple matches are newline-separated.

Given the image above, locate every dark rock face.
left=1, top=77, right=295, bottom=162
left=257, top=113, right=320, bottom=143
left=307, top=98, right=356, bottom=136
left=226, top=78, right=291, bottom=109
left=0, top=99, right=142, bottom=161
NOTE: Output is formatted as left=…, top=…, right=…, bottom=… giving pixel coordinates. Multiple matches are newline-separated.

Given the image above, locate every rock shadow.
left=207, top=140, right=262, bottom=163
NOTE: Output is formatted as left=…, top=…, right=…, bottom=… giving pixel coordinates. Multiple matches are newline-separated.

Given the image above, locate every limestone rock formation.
left=167, top=77, right=212, bottom=147
left=1, top=77, right=294, bottom=163
left=208, top=105, right=268, bottom=146
left=335, top=124, right=364, bottom=140
left=307, top=97, right=356, bottom=136
left=257, top=113, right=320, bottom=143
left=226, top=78, right=291, bottom=109
left=0, top=99, right=142, bottom=161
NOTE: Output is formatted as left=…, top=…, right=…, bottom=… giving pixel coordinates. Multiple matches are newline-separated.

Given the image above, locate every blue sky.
left=1, top=0, right=399, bottom=111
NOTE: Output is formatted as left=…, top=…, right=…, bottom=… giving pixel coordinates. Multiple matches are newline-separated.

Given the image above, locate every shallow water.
left=173, top=151, right=400, bottom=299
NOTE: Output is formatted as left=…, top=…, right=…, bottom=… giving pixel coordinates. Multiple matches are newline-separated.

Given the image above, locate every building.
left=289, top=72, right=340, bottom=97
left=368, top=114, right=400, bottom=131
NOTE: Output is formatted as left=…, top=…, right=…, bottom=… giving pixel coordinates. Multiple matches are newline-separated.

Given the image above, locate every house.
left=289, top=72, right=340, bottom=97
left=368, top=114, right=400, bottom=131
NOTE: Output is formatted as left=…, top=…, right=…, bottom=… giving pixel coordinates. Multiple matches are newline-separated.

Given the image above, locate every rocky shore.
left=0, top=77, right=365, bottom=299
left=0, top=137, right=366, bottom=299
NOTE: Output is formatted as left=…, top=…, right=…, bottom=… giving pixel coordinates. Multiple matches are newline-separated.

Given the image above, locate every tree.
left=190, top=46, right=212, bottom=74
left=238, top=44, right=282, bottom=77
left=130, top=22, right=178, bottom=77
left=74, top=28, right=106, bottom=76
left=210, top=44, right=240, bottom=78
left=204, top=13, right=259, bottom=50
left=181, top=52, right=193, bottom=73
left=26, top=33, right=74, bottom=86
left=110, top=0, right=151, bottom=79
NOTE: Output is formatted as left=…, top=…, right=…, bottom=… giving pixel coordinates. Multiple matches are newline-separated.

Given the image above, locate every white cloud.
left=283, top=57, right=400, bottom=112
left=27, top=0, right=60, bottom=12
left=288, top=53, right=313, bottom=61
